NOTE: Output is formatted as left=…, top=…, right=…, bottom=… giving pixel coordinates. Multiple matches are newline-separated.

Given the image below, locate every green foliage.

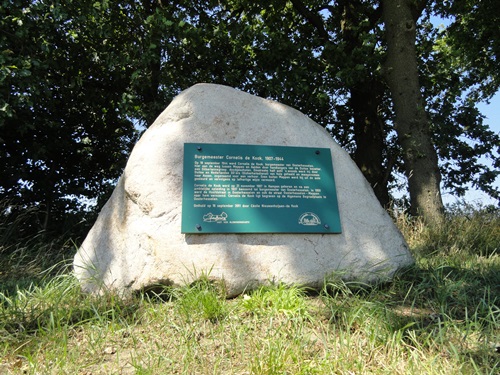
left=1, top=0, right=499, bottom=237
left=418, top=6, right=500, bottom=201
left=435, top=0, right=500, bottom=98
left=1, top=0, right=140, bottom=236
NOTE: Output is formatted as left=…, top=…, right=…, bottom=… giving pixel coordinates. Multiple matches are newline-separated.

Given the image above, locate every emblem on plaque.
left=203, top=212, right=228, bottom=223
left=298, top=212, right=321, bottom=226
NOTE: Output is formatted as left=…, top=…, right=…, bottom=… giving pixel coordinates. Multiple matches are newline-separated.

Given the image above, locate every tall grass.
left=1, top=204, right=499, bottom=374
left=0, top=200, right=75, bottom=296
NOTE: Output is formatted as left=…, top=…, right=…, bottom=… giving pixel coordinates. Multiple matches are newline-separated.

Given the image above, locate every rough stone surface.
left=73, top=83, right=414, bottom=297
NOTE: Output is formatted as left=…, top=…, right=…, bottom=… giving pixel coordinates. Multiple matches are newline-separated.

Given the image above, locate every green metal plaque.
left=181, top=143, right=341, bottom=234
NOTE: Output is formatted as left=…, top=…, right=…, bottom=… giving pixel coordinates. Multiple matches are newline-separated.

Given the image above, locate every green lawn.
left=1, top=207, right=499, bottom=374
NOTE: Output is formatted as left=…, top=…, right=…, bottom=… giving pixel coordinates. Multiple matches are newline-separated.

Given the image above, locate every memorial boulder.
left=73, top=83, right=414, bottom=297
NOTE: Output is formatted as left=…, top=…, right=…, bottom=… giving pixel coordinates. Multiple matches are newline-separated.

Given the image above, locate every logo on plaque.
left=203, top=212, right=228, bottom=223
left=298, top=212, right=321, bottom=226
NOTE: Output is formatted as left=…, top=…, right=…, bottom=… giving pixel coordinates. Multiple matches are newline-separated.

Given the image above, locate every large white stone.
left=73, top=83, right=413, bottom=297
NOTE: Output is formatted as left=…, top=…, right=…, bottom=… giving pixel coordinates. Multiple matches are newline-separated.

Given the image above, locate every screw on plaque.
left=197, top=146, right=203, bottom=151
left=324, top=224, right=330, bottom=230
left=315, top=150, right=321, bottom=155
left=195, top=224, right=202, bottom=231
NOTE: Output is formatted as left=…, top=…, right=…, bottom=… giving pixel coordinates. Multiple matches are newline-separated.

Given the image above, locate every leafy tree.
left=0, top=1, right=139, bottom=236
left=226, top=0, right=499, bottom=219
left=1, top=0, right=498, bottom=238
left=222, top=0, right=398, bottom=206
left=226, top=0, right=444, bottom=217
left=429, top=0, right=500, bottom=201
left=0, top=0, right=264, bottom=236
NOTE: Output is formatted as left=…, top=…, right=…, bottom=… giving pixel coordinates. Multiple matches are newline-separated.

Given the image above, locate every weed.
left=176, top=275, right=228, bottom=323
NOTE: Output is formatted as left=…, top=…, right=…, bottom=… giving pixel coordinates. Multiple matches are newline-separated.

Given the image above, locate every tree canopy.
left=1, top=0, right=498, bottom=238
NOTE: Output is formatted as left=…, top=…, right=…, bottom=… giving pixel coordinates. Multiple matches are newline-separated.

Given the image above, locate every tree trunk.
left=382, top=0, right=444, bottom=224
left=339, top=0, right=391, bottom=207
left=351, top=82, right=391, bottom=207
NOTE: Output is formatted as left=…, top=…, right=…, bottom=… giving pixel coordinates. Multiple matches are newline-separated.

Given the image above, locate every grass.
left=0, top=205, right=499, bottom=374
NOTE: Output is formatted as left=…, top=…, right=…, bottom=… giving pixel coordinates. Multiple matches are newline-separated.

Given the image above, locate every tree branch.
left=411, top=0, right=429, bottom=21
left=290, top=0, right=330, bottom=43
